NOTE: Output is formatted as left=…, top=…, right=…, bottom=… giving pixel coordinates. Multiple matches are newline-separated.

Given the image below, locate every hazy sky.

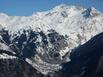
left=0, top=0, right=103, bottom=16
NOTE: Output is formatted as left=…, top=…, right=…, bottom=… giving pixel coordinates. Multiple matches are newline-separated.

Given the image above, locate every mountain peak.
left=53, top=4, right=83, bottom=11
left=0, top=4, right=103, bottom=75
left=54, top=4, right=68, bottom=9
left=82, top=7, right=98, bottom=18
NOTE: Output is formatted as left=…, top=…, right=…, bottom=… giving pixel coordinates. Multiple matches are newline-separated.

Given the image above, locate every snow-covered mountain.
left=0, top=4, right=103, bottom=75
left=1, top=4, right=103, bottom=45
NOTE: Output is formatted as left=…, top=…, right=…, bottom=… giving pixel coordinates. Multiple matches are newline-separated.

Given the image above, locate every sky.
left=0, top=0, right=103, bottom=16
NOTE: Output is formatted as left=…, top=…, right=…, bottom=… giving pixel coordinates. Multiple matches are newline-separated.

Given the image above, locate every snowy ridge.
left=0, top=53, right=16, bottom=59
left=26, top=55, right=61, bottom=75
left=0, top=4, right=103, bottom=43
left=0, top=4, right=103, bottom=74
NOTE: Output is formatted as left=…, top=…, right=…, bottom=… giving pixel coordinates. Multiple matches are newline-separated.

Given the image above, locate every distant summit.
left=0, top=4, right=103, bottom=75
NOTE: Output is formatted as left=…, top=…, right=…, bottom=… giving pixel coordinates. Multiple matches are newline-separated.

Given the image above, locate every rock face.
left=0, top=59, right=44, bottom=77
left=60, top=32, right=103, bottom=77
left=0, top=28, right=69, bottom=74
left=1, top=31, right=103, bottom=77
